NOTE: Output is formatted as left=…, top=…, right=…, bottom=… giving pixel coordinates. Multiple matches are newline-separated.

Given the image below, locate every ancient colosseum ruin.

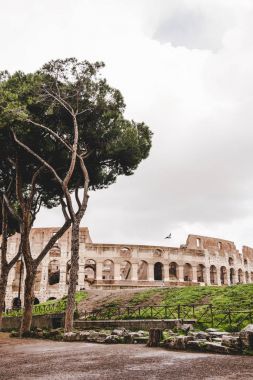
left=5, top=227, right=253, bottom=308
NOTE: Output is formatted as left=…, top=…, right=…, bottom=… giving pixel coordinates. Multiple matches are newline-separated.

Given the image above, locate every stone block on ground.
left=63, top=332, right=78, bottom=342
left=239, top=324, right=253, bottom=350
left=222, top=335, right=241, bottom=351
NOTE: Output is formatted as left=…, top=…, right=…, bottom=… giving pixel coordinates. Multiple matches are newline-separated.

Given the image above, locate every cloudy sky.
left=1, top=0, right=253, bottom=250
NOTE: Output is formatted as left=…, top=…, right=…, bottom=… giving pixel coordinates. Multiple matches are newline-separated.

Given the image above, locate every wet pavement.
left=0, top=333, right=253, bottom=379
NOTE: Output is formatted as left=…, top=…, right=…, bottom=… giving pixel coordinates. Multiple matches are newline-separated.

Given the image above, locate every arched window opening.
left=228, top=257, right=234, bottom=266
left=33, top=298, right=40, bottom=305
left=12, top=260, right=24, bottom=292
left=138, top=261, right=148, bottom=280
left=48, top=260, right=60, bottom=286
left=210, top=265, right=217, bottom=285
left=169, top=262, right=178, bottom=280
left=220, top=266, right=228, bottom=285
left=230, top=268, right=235, bottom=284
left=197, top=264, right=205, bottom=283
left=238, top=269, right=243, bottom=283
left=84, top=259, right=96, bottom=282
left=218, top=242, right=222, bottom=250
left=244, top=259, right=248, bottom=266
left=12, top=297, right=21, bottom=309
left=196, top=238, right=201, bottom=248
left=154, top=262, right=163, bottom=281
left=102, top=260, right=114, bottom=280
left=120, top=261, right=132, bottom=280
left=184, top=263, right=193, bottom=282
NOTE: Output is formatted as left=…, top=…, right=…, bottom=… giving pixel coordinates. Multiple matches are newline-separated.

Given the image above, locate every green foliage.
left=4, top=291, right=87, bottom=317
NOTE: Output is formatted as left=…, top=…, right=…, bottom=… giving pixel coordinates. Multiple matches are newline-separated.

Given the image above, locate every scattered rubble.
left=9, top=324, right=253, bottom=355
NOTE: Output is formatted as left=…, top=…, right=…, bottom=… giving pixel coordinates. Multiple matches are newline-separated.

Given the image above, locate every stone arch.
left=12, top=260, right=24, bottom=292
left=138, top=260, right=148, bottom=280
left=218, top=241, right=222, bottom=250
left=220, top=266, right=228, bottom=285
left=33, top=297, right=40, bottom=305
left=154, top=262, right=163, bottom=281
left=48, top=259, right=60, bottom=286
left=197, top=264, right=206, bottom=283
left=154, top=249, right=163, bottom=258
left=184, top=263, right=193, bottom=282
left=169, top=262, right=178, bottom=280
left=210, top=265, right=217, bottom=285
left=244, top=258, right=248, bottom=266
left=238, top=269, right=244, bottom=283
left=228, top=257, right=234, bottom=266
left=102, top=260, right=114, bottom=280
left=12, top=297, right=21, bottom=309
left=196, top=238, right=201, bottom=248
left=84, top=259, right=96, bottom=282
left=34, top=264, right=42, bottom=291
left=47, top=297, right=56, bottom=301
left=245, top=271, right=249, bottom=283
left=120, top=261, right=132, bottom=280
left=230, top=268, right=236, bottom=284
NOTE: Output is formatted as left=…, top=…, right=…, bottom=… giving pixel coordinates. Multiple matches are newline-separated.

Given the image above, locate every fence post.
left=210, top=305, right=214, bottom=328
left=177, top=304, right=181, bottom=320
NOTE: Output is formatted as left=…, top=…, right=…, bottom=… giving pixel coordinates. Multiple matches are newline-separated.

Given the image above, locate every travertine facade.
left=3, top=227, right=253, bottom=308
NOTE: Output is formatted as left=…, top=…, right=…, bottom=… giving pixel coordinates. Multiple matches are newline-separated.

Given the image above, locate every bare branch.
left=74, top=186, right=81, bottom=209
left=60, top=198, right=70, bottom=221
left=28, top=165, right=45, bottom=209
left=34, top=218, right=71, bottom=266
left=42, top=87, right=74, bottom=115
left=7, top=241, right=22, bottom=270
left=26, top=119, right=72, bottom=151
left=11, top=128, right=63, bottom=186
left=3, top=194, right=22, bottom=224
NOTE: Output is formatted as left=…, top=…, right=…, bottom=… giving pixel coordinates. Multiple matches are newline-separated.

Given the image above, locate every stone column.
left=78, top=263, right=85, bottom=289
left=96, top=261, right=103, bottom=281
left=192, top=266, right=198, bottom=283
left=178, top=265, right=184, bottom=282
left=131, top=263, right=139, bottom=281
left=217, top=267, right=222, bottom=286
left=148, top=263, right=154, bottom=281
left=205, top=267, right=211, bottom=285
left=114, top=263, right=121, bottom=281
left=163, top=264, right=170, bottom=282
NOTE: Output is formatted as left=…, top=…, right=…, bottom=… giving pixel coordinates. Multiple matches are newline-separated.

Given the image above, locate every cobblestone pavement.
left=0, top=333, right=253, bottom=379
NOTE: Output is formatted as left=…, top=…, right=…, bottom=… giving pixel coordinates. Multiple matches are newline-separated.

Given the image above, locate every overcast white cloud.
left=1, top=0, right=253, bottom=250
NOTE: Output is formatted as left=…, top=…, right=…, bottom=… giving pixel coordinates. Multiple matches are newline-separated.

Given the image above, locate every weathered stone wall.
left=3, top=228, right=253, bottom=308
left=2, top=313, right=65, bottom=331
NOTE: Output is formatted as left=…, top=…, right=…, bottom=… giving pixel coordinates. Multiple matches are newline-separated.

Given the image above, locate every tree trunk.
left=147, top=329, right=163, bottom=347
left=20, top=267, right=35, bottom=336
left=0, top=273, right=8, bottom=330
left=64, top=221, right=80, bottom=332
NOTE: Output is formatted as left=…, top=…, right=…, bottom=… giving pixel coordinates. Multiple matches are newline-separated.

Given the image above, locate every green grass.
left=84, top=284, right=253, bottom=331
left=4, top=291, right=88, bottom=317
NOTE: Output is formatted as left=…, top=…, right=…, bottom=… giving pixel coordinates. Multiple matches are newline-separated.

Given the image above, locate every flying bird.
left=165, top=233, right=172, bottom=239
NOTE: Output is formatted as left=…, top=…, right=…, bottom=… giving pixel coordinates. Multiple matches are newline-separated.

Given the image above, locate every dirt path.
left=0, top=333, right=253, bottom=380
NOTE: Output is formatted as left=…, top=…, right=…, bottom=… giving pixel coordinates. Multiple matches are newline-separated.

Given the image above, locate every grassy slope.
left=128, top=284, right=253, bottom=309
left=83, top=284, right=253, bottom=331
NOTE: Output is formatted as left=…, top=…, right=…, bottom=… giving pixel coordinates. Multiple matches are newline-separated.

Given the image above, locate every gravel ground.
left=0, top=333, right=253, bottom=380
